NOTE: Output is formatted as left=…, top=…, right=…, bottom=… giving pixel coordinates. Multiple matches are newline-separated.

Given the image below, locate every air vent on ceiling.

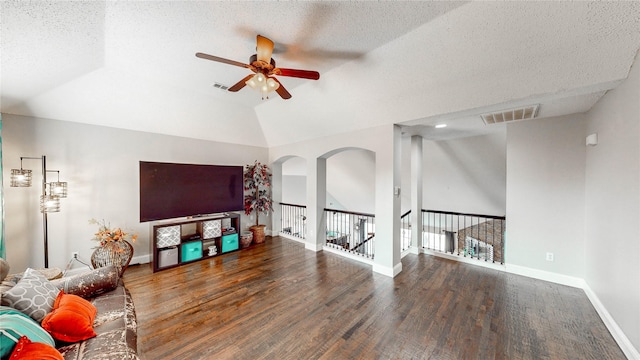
left=481, top=104, right=539, bottom=125
left=212, top=82, right=229, bottom=91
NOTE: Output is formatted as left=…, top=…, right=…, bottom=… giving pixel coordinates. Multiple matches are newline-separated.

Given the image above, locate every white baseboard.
left=278, top=232, right=325, bottom=252
left=504, top=263, right=585, bottom=288
left=322, top=245, right=373, bottom=265
left=318, top=244, right=401, bottom=278
left=582, top=284, right=640, bottom=360
left=422, top=248, right=506, bottom=273
left=130, top=254, right=151, bottom=265
left=393, top=262, right=403, bottom=277
left=305, top=242, right=323, bottom=252
left=279, top=232, right=307, bottom=244
left=401, top=246, right=421, bottom=259
left=372, top=262, right=402, bottom=278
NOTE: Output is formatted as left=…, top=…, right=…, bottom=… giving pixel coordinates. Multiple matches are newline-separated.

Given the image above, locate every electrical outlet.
left=546, top=252, right=554, bottom=261
left=72, top=251, right=79, bottom=259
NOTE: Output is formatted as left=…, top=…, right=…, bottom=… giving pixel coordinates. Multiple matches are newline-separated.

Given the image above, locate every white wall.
left=281, top=156, right=307, bottom=206
left=281, top=175, right=306, bottom=206
left=281, top=149, right=376, bottom=214
left=2, top=114, right=267, bottom=272
left=326, top=149, right=375, bottom=214
left=585, top=55, right=640, bottom=352
left=420, top=132, right=506, bottom=216
left=506, top=115, right=586, bottom=277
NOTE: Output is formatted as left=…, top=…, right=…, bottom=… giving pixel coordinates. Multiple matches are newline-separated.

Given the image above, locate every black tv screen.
left=139, top=161, right=244, bottom=222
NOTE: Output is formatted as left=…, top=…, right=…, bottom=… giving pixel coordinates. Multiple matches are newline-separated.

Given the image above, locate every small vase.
left=240, top=231, right=253, bottom=248
left=91, top=240, right=134, bottom=277
left=250, top=225, right=266, bottom=244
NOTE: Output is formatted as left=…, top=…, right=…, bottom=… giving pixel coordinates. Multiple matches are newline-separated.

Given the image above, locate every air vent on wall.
left=212, top=82, right=229, bottom=91
left=481, top=104, right=539, bottom=125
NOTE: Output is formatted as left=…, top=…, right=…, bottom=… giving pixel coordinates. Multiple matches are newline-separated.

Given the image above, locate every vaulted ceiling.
left=2, top=1, right=639, bottom=147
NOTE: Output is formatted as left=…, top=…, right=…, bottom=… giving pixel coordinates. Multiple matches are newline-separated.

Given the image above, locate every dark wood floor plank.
left=123, top=236, right=625, bottom=360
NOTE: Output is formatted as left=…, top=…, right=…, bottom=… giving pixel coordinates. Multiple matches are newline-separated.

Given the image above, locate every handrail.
left=421, top=209, right=505, bottom=220
left=279, top=202, right=307, bottom=208
left=325, top=208, right=375, bottom=218
left=351, top=233, right=375, bottom=251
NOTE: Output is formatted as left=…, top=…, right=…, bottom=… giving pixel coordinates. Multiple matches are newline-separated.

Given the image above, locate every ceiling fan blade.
left=228, top=74, right=255, bottom=92
left=274, top=68, right=320, bottom=80
left=195, top=52, right=255, bottom=71
left=272, top=77, right=292, bottom=99
left=256, top=35, right=274, bottom=64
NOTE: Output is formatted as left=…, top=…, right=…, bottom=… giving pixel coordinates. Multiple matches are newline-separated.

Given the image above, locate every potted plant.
left=243, top=161, right=273, bottom=244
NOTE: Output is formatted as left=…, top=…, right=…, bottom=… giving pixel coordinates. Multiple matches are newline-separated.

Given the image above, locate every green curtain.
left=0, top=114, right=4, bottom=259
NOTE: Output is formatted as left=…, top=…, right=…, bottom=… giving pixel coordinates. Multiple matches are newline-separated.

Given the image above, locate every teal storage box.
left=221, top=233, right=239, bottom=253
left=181, top=241, right=203, bottom=262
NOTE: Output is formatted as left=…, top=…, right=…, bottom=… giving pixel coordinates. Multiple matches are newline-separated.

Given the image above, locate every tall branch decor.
left=244, top=161, right=272, bottom=244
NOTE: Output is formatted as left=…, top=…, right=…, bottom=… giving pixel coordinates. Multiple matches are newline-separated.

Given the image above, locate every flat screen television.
left=139, top=161, right=244, bottom=222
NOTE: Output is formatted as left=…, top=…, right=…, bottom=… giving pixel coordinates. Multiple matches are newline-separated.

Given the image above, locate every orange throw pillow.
left=9, top=335, right=63, bottom=360
left=41, top=291, right=97, bottom=343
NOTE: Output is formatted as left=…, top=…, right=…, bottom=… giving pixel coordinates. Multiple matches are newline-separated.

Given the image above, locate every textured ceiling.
left=1, top=1, right=639, bottom=147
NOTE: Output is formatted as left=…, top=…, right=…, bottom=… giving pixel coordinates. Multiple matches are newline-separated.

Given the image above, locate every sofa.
left=0, top=259, right=138, bottom=359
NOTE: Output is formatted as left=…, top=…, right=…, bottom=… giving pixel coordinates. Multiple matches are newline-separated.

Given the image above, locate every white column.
left=410, top=135, right=423, bottom=254
left=271, top=161, right=283, bottom=236
left=373, top=124, right=402, bottom=277
left=305, top=157, right=326, bottom=251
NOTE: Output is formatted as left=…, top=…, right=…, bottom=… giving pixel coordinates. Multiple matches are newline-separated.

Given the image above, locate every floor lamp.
left=10, top=156, right=67, bottom=268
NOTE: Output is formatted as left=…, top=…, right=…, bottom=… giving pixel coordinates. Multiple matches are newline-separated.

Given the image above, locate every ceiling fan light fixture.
left=246, top=73, right=280, bottom=98
left=246, top=77, right=258, bottom=89
left=266, top=77, right=279, bottom=91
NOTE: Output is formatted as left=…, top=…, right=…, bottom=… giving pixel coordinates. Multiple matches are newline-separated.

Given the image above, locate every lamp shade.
left=49, top=182, right=68, bottom=198
left=11, top=169, right=32, bottom=187
left=40, top=195, right=61, bottom=213
left=246, top=77, right=258, bottom=89
left=266, top=77, right=279, bottom=91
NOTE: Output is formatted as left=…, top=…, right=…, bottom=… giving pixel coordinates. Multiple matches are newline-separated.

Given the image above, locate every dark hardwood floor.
left=123, top=236, right=625, bottom=360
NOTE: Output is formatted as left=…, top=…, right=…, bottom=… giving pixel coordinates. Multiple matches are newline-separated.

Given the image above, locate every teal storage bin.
left=181, top=241, right=203, bottom=262
left=221, top=233, right=239, bottom=253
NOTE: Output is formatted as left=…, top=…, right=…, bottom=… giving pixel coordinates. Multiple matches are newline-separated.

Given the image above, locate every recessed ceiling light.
left=435, top=124, right=447, bottom=129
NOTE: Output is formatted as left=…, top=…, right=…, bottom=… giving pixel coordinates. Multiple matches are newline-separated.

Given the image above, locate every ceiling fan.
left=196, top=35, right=320, bottom=100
